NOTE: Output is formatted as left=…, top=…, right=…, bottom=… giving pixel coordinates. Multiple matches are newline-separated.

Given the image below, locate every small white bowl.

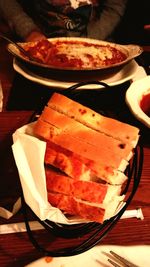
left=126, top=76, right=150, bottom=128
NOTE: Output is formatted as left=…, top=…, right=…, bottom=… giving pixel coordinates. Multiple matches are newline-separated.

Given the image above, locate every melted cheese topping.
left=24, top=39, right=127, bottom=69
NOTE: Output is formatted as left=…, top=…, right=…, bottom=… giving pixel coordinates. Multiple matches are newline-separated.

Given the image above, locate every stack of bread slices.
left=33, top=93, right=140, bottom=223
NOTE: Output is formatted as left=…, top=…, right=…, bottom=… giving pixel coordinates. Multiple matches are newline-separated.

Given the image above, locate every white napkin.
left=25, top=245, right=150, bottom=267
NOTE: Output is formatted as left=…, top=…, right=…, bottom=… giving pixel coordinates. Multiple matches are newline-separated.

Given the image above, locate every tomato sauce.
left=140, top=93, right=150, bottom=117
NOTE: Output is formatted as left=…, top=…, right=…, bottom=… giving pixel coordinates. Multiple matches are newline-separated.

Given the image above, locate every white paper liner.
left=12, top=123, right=72, bottom=224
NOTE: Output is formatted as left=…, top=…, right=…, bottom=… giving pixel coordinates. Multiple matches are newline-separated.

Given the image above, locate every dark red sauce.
left=140, top=93, right=150, bottom=117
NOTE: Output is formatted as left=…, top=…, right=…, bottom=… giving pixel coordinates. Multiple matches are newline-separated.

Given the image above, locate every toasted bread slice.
left=45, top=167, right=122, bottom=204
left=44, top=139, right=127, bottom=185
left=35, top=116, right=130, bottom=172
left=47, top=191, right=125, bottom=223
left=40, top=106, right=134, bottom=163
left=48, top=93, right=139, bottom=147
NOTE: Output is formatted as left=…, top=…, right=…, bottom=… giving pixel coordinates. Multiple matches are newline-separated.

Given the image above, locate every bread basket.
left=13, top=81, right=144, bottom=256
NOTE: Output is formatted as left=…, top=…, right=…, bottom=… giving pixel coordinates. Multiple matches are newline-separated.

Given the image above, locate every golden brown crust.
left=48, top=93, right=139, bottom=146
left=40, top=106, right=133, bottom=164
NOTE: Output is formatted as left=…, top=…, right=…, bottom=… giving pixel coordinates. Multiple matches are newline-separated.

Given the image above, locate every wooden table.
left=0, top=24, right=150, bottom=267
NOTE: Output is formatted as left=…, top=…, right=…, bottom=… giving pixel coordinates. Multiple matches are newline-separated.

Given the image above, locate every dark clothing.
left=0, top=0, right=128, bottom=41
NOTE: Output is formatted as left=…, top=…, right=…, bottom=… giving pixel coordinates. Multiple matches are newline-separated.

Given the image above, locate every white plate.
left=25, top=245, right=150, bottom=267
left=13, top=59, right=139, bottom=90
left=126, top=75, right=150, bottom=128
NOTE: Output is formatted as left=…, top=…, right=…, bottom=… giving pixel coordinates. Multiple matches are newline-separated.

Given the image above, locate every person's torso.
left=32, top=0, right=100, bottom=37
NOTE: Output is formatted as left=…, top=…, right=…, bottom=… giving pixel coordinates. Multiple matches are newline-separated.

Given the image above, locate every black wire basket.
left=20, top=81, right=144, bottom=257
